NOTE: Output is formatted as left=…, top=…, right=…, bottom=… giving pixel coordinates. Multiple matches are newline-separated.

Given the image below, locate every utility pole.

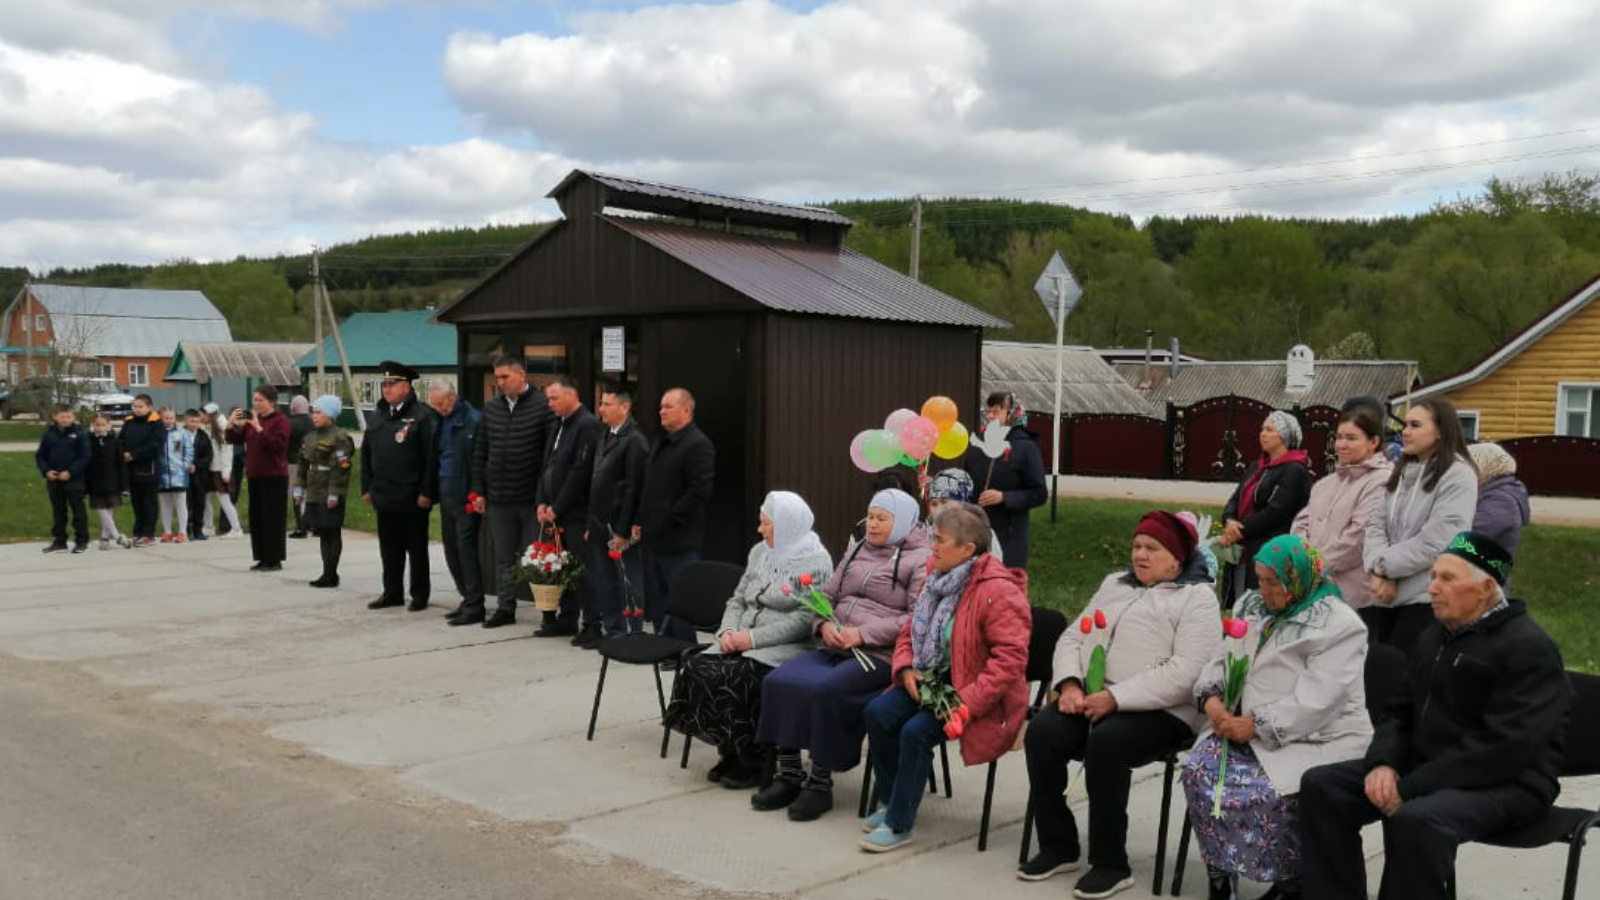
left=908, top=196, right=923, bottom=282
left=312, top=249, right=326, bottom=393
left=312, top=252, right=364, bottom=431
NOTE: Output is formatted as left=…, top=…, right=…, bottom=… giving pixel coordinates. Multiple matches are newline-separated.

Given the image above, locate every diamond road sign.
left=1033, top=251, right=1082, bottom=330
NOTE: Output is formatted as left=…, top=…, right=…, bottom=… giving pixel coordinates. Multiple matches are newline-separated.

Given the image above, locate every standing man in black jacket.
left=585, top=386, right=648, bottom=640
left=1299, top=532, right=1571, bottom=900
left=120, top=394, right=163, bottom=546
left=470, top=354, right=553, bottom=629
left=431, top=380, right=486, bottom=627
left=361, top=361, right=439, bottom=612
left=632, top=387, right=715, bottom=641
left=534, top=374, right=604, bottom=642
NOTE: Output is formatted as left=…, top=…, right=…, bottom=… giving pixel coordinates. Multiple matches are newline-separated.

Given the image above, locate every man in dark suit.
left=584, top=385, right=649, bottom=643
left=631, top=387, right=715, bottom=641
left=535, top=374, right=603, bottom=641
left=361, top=361, right=439, bottom=612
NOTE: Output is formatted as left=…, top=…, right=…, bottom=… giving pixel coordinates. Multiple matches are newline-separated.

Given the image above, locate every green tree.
left=1177, top=218, right=1332, bottom=358
left=138, top=260, right=298, bottom=342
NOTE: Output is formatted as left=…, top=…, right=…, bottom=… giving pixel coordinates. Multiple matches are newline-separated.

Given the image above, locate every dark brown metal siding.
left=763, top=314, right=982, bottom=556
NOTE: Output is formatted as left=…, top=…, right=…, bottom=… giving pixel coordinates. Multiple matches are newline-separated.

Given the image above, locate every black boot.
left=750, top=778, right=802, bottom=811
left=718, top=754, right=764, bottom=790
left=1207, top=868, right=1235, bottom=900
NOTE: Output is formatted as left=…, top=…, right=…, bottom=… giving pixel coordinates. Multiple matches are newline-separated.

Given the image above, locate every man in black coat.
left=534, top=374, right=604, bottom=642
left=1300, top=532, right=1571, bottom=900
left=120, top=394, right=163, bottom=545
left=469, top=354, right=553, bottom=629
left=361, top=361, right=439, bottom=612
left=585, top=386, right=648, bottom=640
left=632, top=387, right=715, bottom=641
left=962, top=391, right=1047, bottom=569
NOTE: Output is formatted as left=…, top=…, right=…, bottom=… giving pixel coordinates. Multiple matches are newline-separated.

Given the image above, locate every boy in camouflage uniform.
left=296, top=395, right=356, bottom=588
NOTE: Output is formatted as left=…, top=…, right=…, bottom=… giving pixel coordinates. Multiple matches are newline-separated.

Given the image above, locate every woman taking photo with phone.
left=225, top=386, right=292, bottom=572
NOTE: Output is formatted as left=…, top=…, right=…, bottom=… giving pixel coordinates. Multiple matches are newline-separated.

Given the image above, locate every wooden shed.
left=435, top=171, right=1008, bottom=562
left=1405, top=273, right=1600, bottom=440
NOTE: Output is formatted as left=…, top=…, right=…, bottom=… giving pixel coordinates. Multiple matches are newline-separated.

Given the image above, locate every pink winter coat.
left=819, top=526, right=930, bottom=654
left=892, top=553, right=1031, bottom=766
left=1291, top=453, right=1391, bottom=608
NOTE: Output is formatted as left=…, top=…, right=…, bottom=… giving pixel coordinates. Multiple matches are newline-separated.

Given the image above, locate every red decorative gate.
left=1172, top=396, right=1274, bottom=482
left=1064, top=414, right=1168, bottom=478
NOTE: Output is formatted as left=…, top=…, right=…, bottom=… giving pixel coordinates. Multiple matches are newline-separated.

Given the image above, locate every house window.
left=34, top=315, right=45, bottom=332
left=1457, top=411, right=1480, bottom=441
left=1557, top=383, right=1600, bottom=438
left=99, top=363, right=115, bottom=380
left=19, top=315, right=27, bottom=332
left=128, top=363, right=150, bottom=387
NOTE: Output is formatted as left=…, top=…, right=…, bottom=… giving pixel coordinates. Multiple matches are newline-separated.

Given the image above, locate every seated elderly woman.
left=1180, top=533, right=1372, bottom=900
left=1021, top=511, right=1221, bottom=900
left=664, top=491, right=834, bottom=789
left=751, top=489, right=929, bottom=822
left=858, top=501, right=1030, bottom=853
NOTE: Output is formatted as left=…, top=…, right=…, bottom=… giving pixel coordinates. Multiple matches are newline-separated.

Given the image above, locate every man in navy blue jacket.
left=36, top=404, right=91, bottom=552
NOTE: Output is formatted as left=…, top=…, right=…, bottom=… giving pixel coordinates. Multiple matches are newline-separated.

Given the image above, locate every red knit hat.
left=1135, top=510, right=1197, bottom=564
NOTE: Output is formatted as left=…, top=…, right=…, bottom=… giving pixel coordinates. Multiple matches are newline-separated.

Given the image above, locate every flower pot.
left=531, top=584, right=563, bottom=612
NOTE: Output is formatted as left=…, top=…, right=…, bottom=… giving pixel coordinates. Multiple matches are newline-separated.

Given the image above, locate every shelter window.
left=523, top=343, right=568, bottom=389
left=1557, top=383, right=1600, bottom=438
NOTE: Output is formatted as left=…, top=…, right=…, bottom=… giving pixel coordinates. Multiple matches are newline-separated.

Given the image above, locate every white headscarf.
left=870, top=489, right=921, bottom=546
left=760, top=491, right=826, bottom=564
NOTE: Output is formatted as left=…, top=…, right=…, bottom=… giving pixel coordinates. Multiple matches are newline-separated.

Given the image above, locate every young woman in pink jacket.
left=1291, top=402, right=1392, bottom=610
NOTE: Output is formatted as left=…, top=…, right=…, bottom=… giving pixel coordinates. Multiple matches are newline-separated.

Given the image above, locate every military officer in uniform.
left=361, top=361, right=439, bottom=611
left=297, top=395, right=356, bottom=589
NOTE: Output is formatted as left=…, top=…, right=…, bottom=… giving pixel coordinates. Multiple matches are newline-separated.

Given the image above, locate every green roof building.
left=297, top=310, right=457, bottom=411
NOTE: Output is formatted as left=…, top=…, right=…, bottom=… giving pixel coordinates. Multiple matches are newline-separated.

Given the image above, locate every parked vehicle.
left=0, top=375, right=135, bottom=421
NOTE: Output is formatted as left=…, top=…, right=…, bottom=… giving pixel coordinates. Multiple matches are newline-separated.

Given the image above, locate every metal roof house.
left=2, top=284, right=232, bottom=389
left=164, top=340, right=314, bottom=410
left=1114, top=345, right=1419, bottom=412
left=436, top=170, right=1008, bottom=560
left=296, top=309, right=457, bottom=411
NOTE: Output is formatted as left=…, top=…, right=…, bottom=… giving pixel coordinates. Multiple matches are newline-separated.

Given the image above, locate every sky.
left=3, top=0, right=1599, bottom=269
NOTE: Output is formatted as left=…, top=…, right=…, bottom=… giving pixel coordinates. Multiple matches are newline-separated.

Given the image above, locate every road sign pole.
left=1051, top=274, right=1065, bottom=525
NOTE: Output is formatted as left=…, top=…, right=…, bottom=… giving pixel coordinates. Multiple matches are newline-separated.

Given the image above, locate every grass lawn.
left=0, top=446, right=441, bottom=545
left=0, top=420, right=47, bottom=442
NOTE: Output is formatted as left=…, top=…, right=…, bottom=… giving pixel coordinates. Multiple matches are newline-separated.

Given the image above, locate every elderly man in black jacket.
left=631, top=387, right=715, bottom=641
left=1300, top=532, right=1571, bottom=900
left=584, top=385, right=648, bottom=642
left=361, top=361, right=439, bottom=612
left=534, top=374, right=603, bottom=641
left=469, top=354, right=553, bottom=629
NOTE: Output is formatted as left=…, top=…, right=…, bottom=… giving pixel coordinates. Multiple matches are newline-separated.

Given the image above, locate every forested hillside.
left=20, top=173, right=1600, bottom=380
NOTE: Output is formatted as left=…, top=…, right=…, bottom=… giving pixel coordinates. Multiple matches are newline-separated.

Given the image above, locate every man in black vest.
left=467, top=354, right=553, bottom=629
left=361, top=361, right=438, bottom=612
left=534, top=374, right=603, bottom=641
left=585, top=386, right=648, bottom=643
left=631, top=387, right=715, bottom=641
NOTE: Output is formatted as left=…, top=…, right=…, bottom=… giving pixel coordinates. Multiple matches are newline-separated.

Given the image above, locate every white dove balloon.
left=974, top=421, right=1010, bottom=459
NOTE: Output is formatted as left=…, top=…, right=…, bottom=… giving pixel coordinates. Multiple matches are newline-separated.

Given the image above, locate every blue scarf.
left=911, top=559, right=976, bottom=671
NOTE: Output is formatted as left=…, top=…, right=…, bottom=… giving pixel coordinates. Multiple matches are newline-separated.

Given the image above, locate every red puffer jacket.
left=892, top=553, right=1031, bottom=766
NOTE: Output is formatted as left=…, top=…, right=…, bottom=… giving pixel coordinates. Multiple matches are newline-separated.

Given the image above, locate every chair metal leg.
left=1019, top=796, right=1035, bottom=866
left=585, top=657, right=609, bottom=741
left=680, top=731, right=692, bottom=769
left=1153, top=757, right=1176, bottom=896
left=940, top=742, right=954, bottom=798
left=1562, top=814, right=1599, bottom=900
left=858, top=748, right=874, bottom=818
left=654, top=663, right=671, bottom=759
left=977, top=760, right=998, bottom=852
left=928, top=766, right=938, bottom=794
left=1172, top=811, right=1192, bottom=896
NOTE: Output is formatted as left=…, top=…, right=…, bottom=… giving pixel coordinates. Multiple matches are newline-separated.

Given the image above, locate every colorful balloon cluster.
left=850, top=396, right=969, bottom=473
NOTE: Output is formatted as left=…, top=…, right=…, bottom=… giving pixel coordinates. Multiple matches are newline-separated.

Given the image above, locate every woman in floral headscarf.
left=1180, top=534, right=1371, bottom=900
left=960, top=391, right=1046, bottom=569
left=664, top=491, right=833, bottom=790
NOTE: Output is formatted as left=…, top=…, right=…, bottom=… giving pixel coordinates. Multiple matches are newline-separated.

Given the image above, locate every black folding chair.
left=859, top=605, right=1064, bottom=852
left=1170, top=640, right=1412, bottom=895
left=584, top=560, right=742, bottom=759
left=1449, top=671, right=1600, bottom=900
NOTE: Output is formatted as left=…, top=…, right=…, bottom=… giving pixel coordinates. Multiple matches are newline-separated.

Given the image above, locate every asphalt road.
left=0, top=654, right=704, bottom=900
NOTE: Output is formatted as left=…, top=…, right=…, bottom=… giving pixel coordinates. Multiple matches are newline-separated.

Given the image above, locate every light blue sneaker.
left=861, top=809, right=887, bottom=833
left=859, top=823, right=914, bottom=853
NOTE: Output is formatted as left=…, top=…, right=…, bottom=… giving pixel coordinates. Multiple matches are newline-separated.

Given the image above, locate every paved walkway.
left=0, top=537, right=1591, bottom=898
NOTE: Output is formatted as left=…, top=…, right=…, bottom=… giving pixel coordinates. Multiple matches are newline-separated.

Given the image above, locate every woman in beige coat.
left=1180, top=533, right=1371, bottom=900
left=1291, top=403, right=1391, bottom=608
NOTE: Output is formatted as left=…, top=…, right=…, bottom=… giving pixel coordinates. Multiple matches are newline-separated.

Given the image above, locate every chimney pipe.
left=1170, top=337, right=1181, bottom=378
left=1142, top=329, right=1155, bottom=388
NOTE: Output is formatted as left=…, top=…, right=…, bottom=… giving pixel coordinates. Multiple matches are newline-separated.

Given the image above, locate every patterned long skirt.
left=664, top=653, right=772, bottom=757
left=1179, top=735, right=1301, bottom=882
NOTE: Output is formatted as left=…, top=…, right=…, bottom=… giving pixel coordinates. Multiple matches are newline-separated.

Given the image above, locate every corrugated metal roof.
left=555, top=171, right=853, bottom=226
left=296, top=310, right=457, bottom=370
left=608, top=218, right=1008, bottom=329
left=24, top=284, right=232, bottom=358
left=169, top=341, right=313, bottom=385
left=1113, top=360, right=1418, bottom=410
left=983, top=341, right=1155, bottom=416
